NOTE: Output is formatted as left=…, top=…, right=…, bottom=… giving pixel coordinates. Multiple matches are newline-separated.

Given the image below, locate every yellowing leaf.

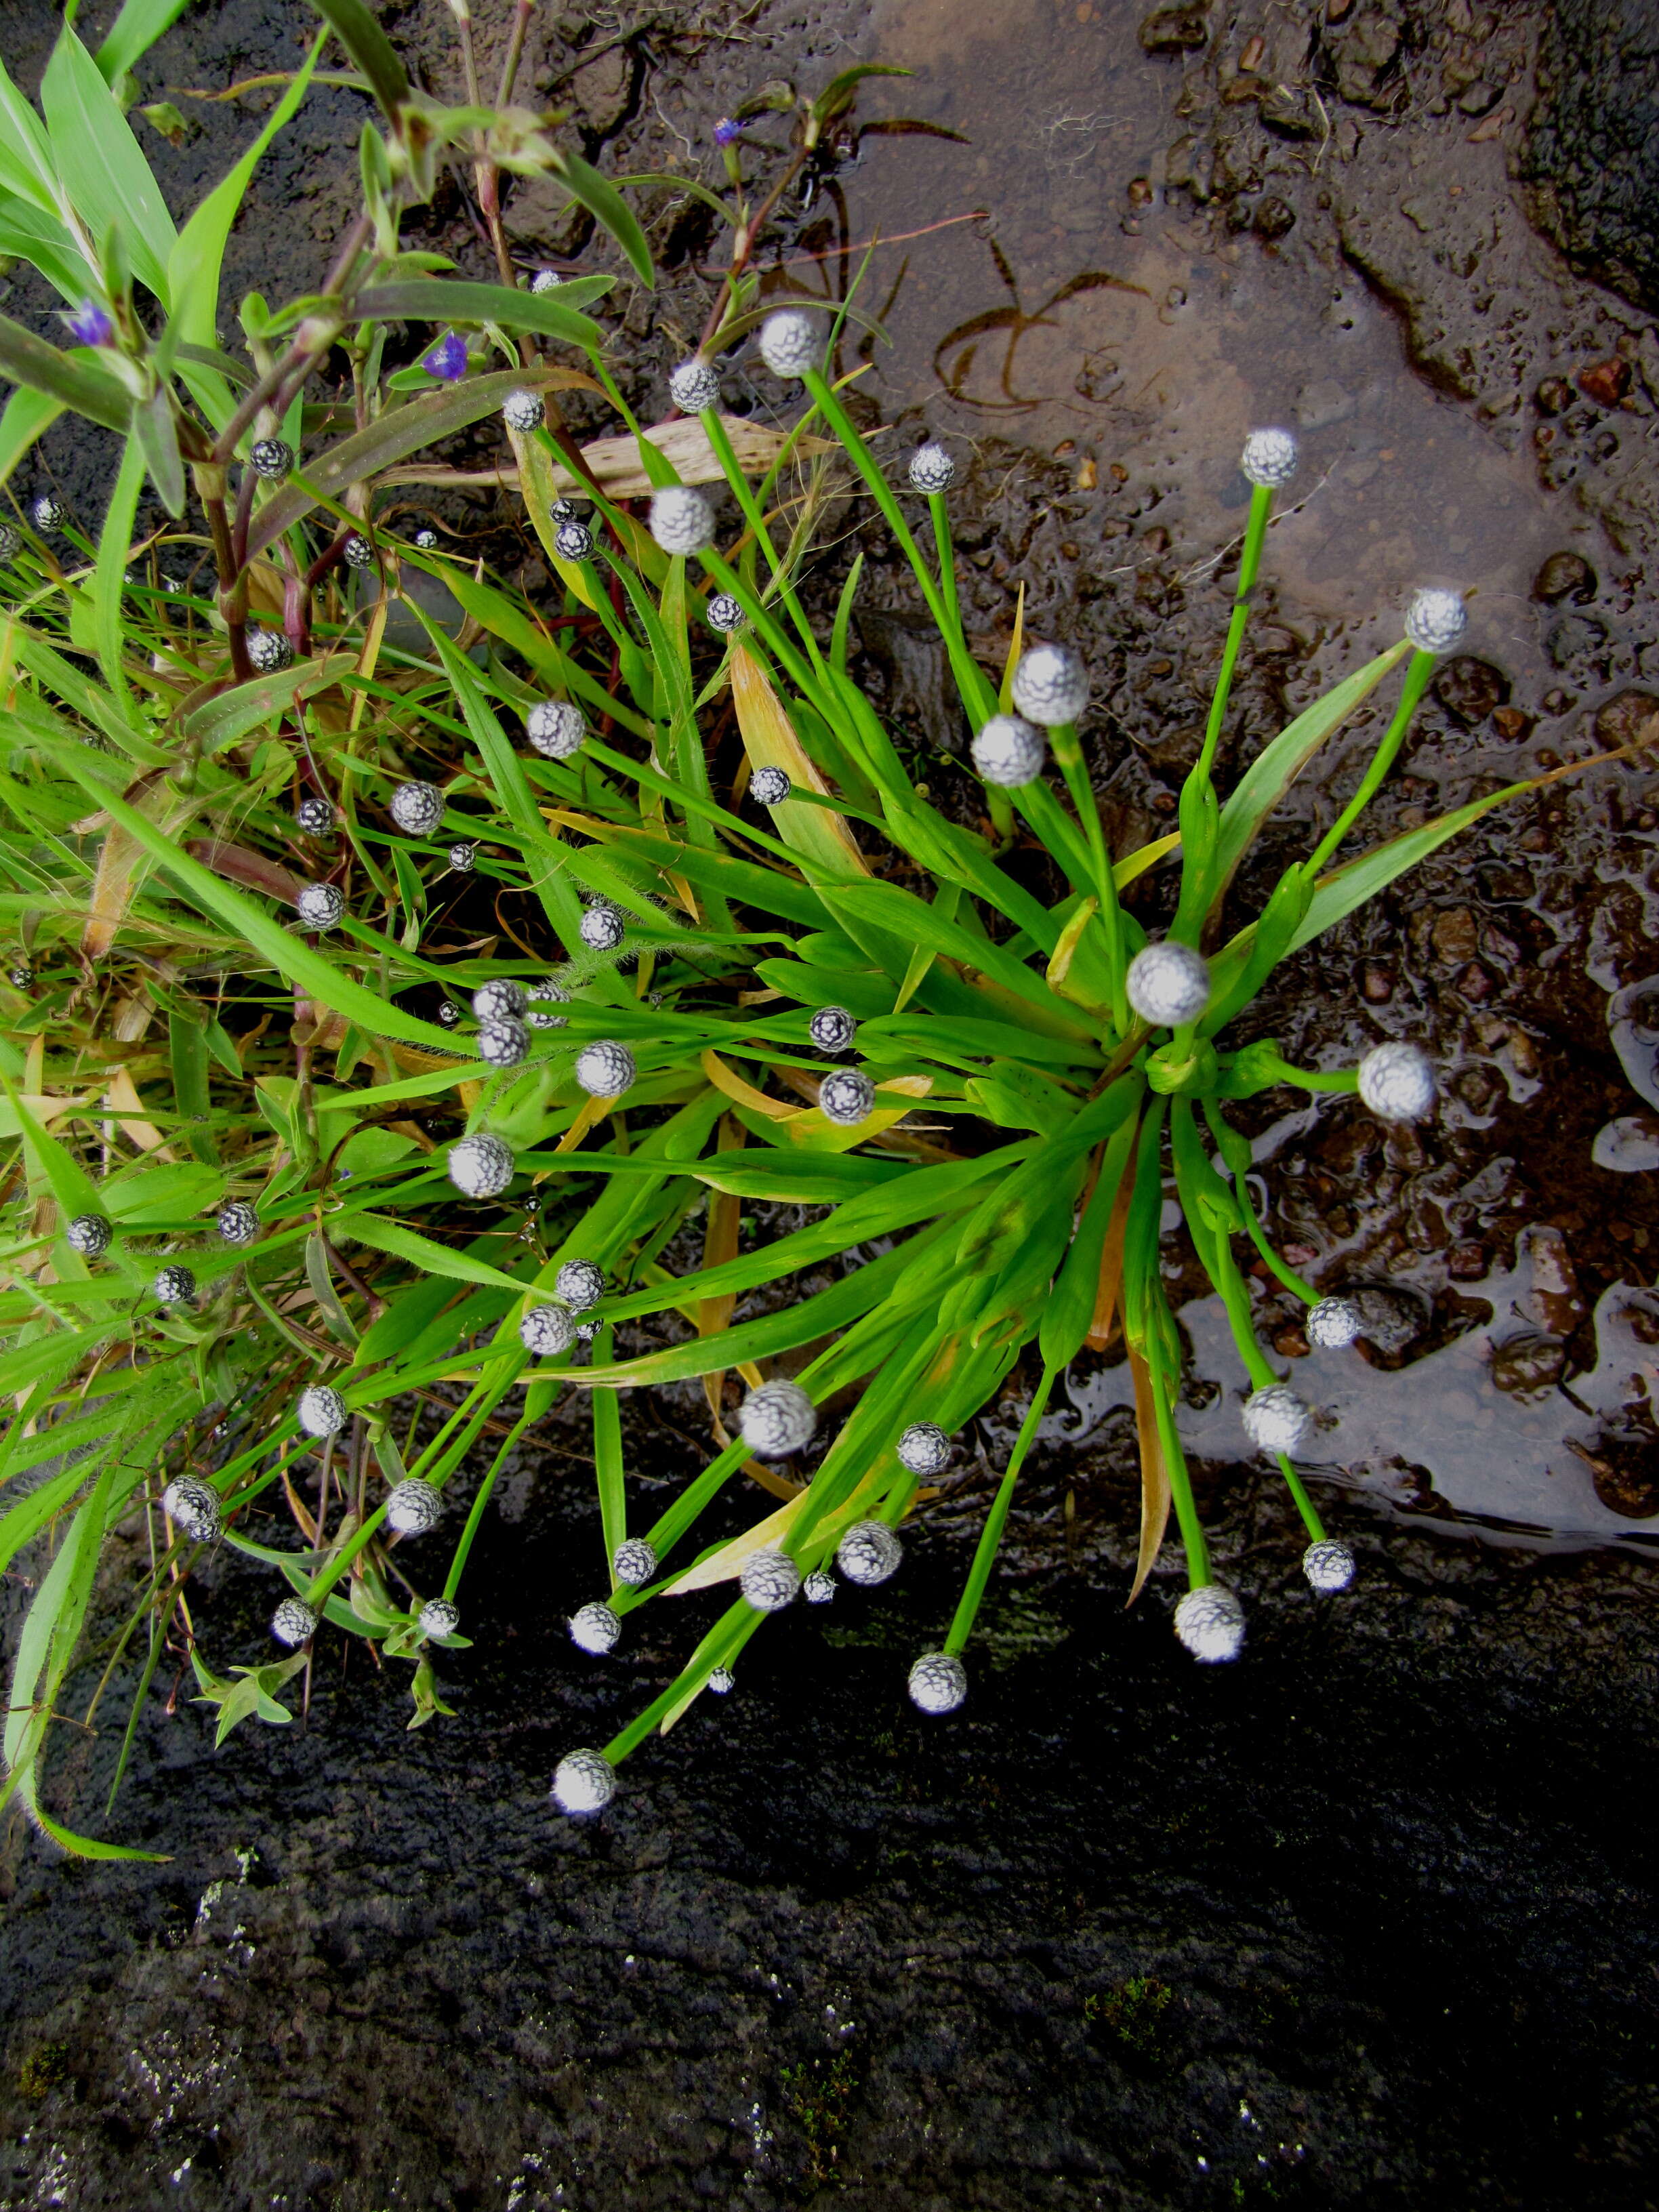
left=730, top=643, right=867, bottom=877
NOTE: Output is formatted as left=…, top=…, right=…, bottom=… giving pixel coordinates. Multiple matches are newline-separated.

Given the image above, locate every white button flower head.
left=526, top=699, right=587, bottom=760
left=1174, top=1584, right=1245, bottom=1662
left=613, top=1537, right=657, bottom=1586
left=1357, top=1040, right=1435, bottom=1122
left=249, top=627, right=293, bottom=673
left=527, top=979, right=570, bottom=1029
left=153, top=1265, right=196, bottom=1305
left=447, top=1132, right=515, bottom=1198
left=530, top=268, right=564, bottom=295
left=520, top=1303, right=577, bottom=1358
left=758, top=306, right=823, bottom=380
left=740, top=1547, right=801, bottom=1612
left=472, top=979, right=527, bottom=1022
left=249, top=436, right=294, bottom=481
left=803, top=1568, right=837, bottom=1603
left=1242, top=1382, right=1311, bottom=1456
left=30, top=494, right=65, bottom=532
left=1306, top=1295, right=1362, bottom=1350
left=808, top=1005, right=857, bottom=1053
left=449, top=840, right=476, bottom=873
left=819, top=1069, right=876, bottom=1126
left=419, top=1597, right=459, bottom=1638
left=342, top=532, right=374, bottom=569
left=706, top=592, right=745, bottom=634
left=1302, top=1537, right=1355, bottom=1593
left=908, top=1651, right=967, bottom=1714
left=65, top=1212, right=112, bottom=1258
left=295, top=794, right=334, bottom=836
left=414, top=528, right=438, bottom=550
left=556, top=1258, right=605, bottom=1311
left=386, top=1478, right=441, bottom=1535
left=575, top=1040, right=636, bottom=1098
left=897, top=1421, right=951, bottom=1476
left=709, top=1665, right=736, bottom=1695
left=1126, top=940, right=1211, bottom=1028
left=668, top=357, right=721, bottom=413
left=739, top=1378, right=816, bottom=1459
left=972, top=714, right=1046, bottom=787
left=1240, top=427, right=1298, bottom=489
left=649, top=485, right=715, bottom=556
left=217, top=1200, right=260, bottom=1246
left=750, top=765, right=792, bottom=806
left=390, top=780, right=443, bottom=835
left=298, top=1384, right=348, bottom=1438
left=554, top=519, right=594, bottom=562
left=1011, top=642, right=1088, bottom=727
left=163, top=1477, right=220, bottom=1544
left=477, top=1016, right=529, bottom=1069
left=569, top=1601, right=621, bottom=1654
left=502, top=387, right=544, bottom=432
left=295, top=882, right=344, bottom=929
left=552, top=1747, right=614, bottom=1814
left=579, top=900, right=626, bottom=952
left=0, top=523, right=18, bottom=561
left=549, top=497, right=581, bottom=525
left=907, top=441, right=956, bottom=495
left=1404, top=587, right=1467, bottom=655
left=272, top=1596, right=317, bottom=1647
left=836, top=1520, right=903, bottom=1586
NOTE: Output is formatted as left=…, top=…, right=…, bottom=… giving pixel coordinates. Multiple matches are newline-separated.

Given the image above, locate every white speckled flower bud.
left=272, top=1596, right=317, bottom=1647
left=298, top=1385, right=347, bottom=1437
left=1404, top=587, right=1467, bottom=655
left=472, top=979, right=527, bottom=1022
left=1174, top=1584, right=1244, bottom=1662
left=579, top=901, right=626, bottom=952
left=706, top=592, right=745, bottom=634
left=419, top=1597, right=460, bottom=1638
left=613, top=1537, right=657, bottom=1586
left=248, top=628, right=293, bottom=673
left=552, top=1746, right=614, bottom=1813
left=527, top=979, right=570, bottom=1029
left=836, top=1520, right=903, bottom=1586
left=390, top=780, right=443, bottom=835
left=1302, top=1537, right=1355, bottom=1593
left=217, top=1200, right=260, bottom=1246
left=163, top=1477, right=220, bottom=1543
left=531, top=268, right=565, bottom=295
left=803, top=1568, right=837, bottom=1603
left=386, top=1478, right=441, bottom=1534
left=740, top=1547, right=800, bottom=1611
left=972, top=714, right=1046, bottom=787
left=295, top=794, right=334, bottom=836
left=249, top=437, right=294, bottom=481
left=30, top=495, right=64, bottom=533
left=750, top=765, right=792, bottom=806
left=295, top=881, right=344, bottom=930
left=1240, top=427, right=1298, bottom=489
left=908, top=1651, right=966, bottom=1713
left=502, top=387, right=544, bottom=432
left=758, top=307, right=823, bottom=380
left=414, top=528, right=438, bottom=550
left=449, top=840, right=476, bottom=873
left=342, top=532, right=374, bottom=569
left=808, top=1005, right=857, bottom=1052
left=907, top=441, right=956, bottom=494
left=556, top=1258, right=605, bottom=1311
left=739, top=1378, right=816, bottom=1458
left=569, top=1601, right=621, bottom=1654
left=1242, top=1382, right=1311, bottom=1456
left=897, top=1422, right=951, bottom=1476
left=520, top=1303, right=577, bottom=1358
left=1305, top=1296, right=1362, bottom=1350
left=819, top=1068, right=876, bottom=1126
left=549, top=497, right=581, bottom=525
left=65, top=1212, right=112, bottom=1258
left=575, top=1040, right=636, bottom=1098
left=649, top=485, right=715, bottom=555
left=555, top=519, right=594, bottom=562
left=0, top=523, right=19, bottom=561
left=708, top=1664, right=736, bottom=1694
left=669, top=357, right=721, bottom=413
left=153, top=1265, right=196, bottom=1305
left=1011, top=642, right=1088, bottom=726
left=1357, top=1040, right=1435, bottom=1122
left=447, top=1132, right=515, bottom=1198
left=477, top=1016, right=529, bottom=1068
left=1126, top=940, right=1211, bottom=1027
left=526, top=699, right=587, bottom=760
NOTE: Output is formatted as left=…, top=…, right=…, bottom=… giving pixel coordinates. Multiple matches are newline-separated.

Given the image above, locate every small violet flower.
left=714, top=117, right=741, bottom=146
left=422, top=330, right=469, bottom=383
left=63, top=299, right=114, bottom=349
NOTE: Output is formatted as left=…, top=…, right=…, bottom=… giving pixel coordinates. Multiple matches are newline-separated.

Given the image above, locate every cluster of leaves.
left=0, top=1, right=1605, bottom=1849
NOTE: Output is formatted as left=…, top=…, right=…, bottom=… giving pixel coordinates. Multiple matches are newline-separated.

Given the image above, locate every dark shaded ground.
left=3, top=0, right=1659, bottom=2205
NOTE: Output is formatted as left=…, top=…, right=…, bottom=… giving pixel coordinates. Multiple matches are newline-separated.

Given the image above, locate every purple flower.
left=62, top=299, right=114, bottom=348
left=422, top=330, right=469, bottom=383
left=714, top=117, right=741, bottom=146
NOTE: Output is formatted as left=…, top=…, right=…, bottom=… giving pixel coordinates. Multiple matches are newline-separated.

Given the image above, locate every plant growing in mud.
left=0, top=4, right=1637, bottom=1847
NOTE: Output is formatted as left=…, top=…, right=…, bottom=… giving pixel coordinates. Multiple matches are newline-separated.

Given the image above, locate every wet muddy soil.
left=3, top=1, right=1659, bottom=2205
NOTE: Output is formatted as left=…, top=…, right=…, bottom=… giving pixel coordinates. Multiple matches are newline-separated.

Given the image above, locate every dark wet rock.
left=1259, top=83, right=1319, bottom=136
left=1326, top=3, right=1406, bottom=108
left=1594, top=689, right=1659, bottom=746
left=1534, top=375, right=1576, bottom=416
left=1139, top=6, right=1210, bottom=55
left=1252, top=192, right=1296, bottom=239
left=852, top=607, right=964, bottom=755
left=1576, top=356, right=1633, bottom=408
left=1533, top=550, right=1597, bottom=604
left=1349, top=1283, right=1426, bottom=1355
left=1433, top=657, right=1511, bottom=727
left=1545, top=613, right=1607, bottom=669
left=1491, top=1332, right=1568, bottom=1394
left=1430, top=906, right=1481, bottom=966
left=1521, top=0, right=1659, bottom=313
left=1573, top=1433, right=1659, bottom=1517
